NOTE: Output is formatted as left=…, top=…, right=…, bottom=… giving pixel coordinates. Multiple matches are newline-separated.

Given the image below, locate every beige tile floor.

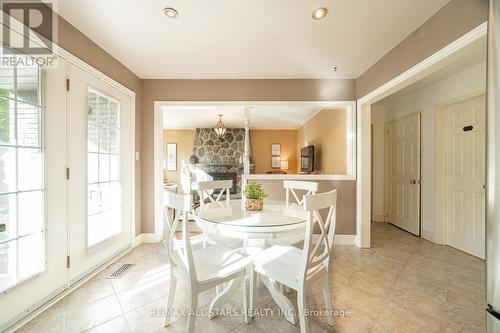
left=17, top=222, right=486, bottom=333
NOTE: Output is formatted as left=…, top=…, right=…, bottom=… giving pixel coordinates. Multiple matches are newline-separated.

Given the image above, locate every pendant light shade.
left=214, top=114, right=226, bottom=137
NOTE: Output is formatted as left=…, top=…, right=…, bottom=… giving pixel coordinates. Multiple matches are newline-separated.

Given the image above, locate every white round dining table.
left=194, top=199, right=307, bottom=325
left=195, top=199, right=308, bottom=246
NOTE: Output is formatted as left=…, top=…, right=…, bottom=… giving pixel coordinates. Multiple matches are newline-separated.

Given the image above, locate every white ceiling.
left=57, top=0, right=449, bottom=79
left=160, top=104, right=334, bottom=129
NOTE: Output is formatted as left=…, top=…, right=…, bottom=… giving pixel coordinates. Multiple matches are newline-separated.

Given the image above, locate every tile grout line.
left=368, top=231, right=413, bottom=333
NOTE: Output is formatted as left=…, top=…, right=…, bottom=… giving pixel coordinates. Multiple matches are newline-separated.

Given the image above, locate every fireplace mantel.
left=193, top=163, right=254, bottom=168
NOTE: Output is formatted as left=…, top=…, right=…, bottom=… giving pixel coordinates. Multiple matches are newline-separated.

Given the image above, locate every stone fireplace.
left=206, top=172, right=238, bottom=194
left=188, top=128, right=251, bottom=197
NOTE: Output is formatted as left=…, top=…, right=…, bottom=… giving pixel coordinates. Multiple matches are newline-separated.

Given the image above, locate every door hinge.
left=66, top=256, right=70, bottom=268
left=66, top=167, right=70, bottom=180
left=66, top=78, right=70, bottom=91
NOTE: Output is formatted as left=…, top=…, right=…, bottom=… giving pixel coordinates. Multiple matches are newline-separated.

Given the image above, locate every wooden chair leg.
left=187, top=285, right=198, bottom=333
left=243, top=271, right=250, bottom=324
left=322, top=270, right=334, bottom=327
left=164, top=272, right=177, bottom=327
left=249, top=267, right=256, bottom=319
left=297, top=288, right=308, bottom=333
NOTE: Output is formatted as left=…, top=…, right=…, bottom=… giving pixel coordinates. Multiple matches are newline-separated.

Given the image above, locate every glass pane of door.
left=87, top=89, right=121, bottom=247
left=0, top=57, right=44, bottom=292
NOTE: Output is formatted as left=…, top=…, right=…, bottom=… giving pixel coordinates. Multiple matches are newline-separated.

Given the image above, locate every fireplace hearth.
left=206, top=172, right=238, bottom=194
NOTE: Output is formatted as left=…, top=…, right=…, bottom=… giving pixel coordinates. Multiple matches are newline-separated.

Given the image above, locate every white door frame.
left=0, top=32, right=137, bottom=333
left=383, top=111, right=422, bottom=235
left=153, top=101, right=357, bottom=243
left=62, top=50, right=137, bottom=248
left=435, top=90, right=486, bottom=245
left=356, top=22, right=487, bottom=248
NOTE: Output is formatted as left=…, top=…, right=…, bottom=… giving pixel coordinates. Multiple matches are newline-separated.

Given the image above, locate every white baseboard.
left=137, top=232, right=163, bottom=244
left=132, top=234, right=142, bottom=248
left=372, top=214, right=385, bottom=222
left=312, top=234, right=356, bottom=245
left=334, top=234, right=357, bottom=245
left=421, top=230, right=436, bottom=243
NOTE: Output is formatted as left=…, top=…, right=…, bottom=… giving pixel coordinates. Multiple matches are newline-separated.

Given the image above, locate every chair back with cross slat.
left=300, top=190, right=337, bottom=283
left=163, top=191, right=197, bottom=282
left=284, top=180, right=318, bottom=208
left=198, top=180, right=232, bottom=208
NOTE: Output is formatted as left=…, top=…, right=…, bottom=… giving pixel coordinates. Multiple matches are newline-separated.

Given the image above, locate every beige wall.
left=371, top=62, right=486, bottom=237
left=296, top=109, right=347, bottom=174
left=141, top=79, right=356, bottom=233
left=162, top=130, right=195, bottom=184
left=49, top=0, right=487, bottom=236
left=250, top=130, right=297, bottom=174
left=36, top=13, right=144, bottom=234
left=356, top=0, right=488, bottom=98
left=258, top=179, right=356, bottom=235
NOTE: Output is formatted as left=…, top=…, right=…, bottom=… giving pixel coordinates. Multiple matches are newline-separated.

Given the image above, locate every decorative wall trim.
left=140, top=233, right=163, bottom=243
left=243, top=174, right=356, bottom=181
left=313, top=234, right=356, bottom=245
left=421, top=230, right=437, bottom=243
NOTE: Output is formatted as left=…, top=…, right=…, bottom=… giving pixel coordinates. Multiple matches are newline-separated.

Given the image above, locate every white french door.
left=0, top=55, right=68, bottom=328
left=0, top=20, right=134, bottom=328
left=67, top=63, right=133, bottom=281
left=445, top=95, right=486, bottom=259
left=385, top=113, right=421, bottom=236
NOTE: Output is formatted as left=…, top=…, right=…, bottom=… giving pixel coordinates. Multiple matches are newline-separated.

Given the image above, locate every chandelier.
left=214, top=114, right=227, bottom=137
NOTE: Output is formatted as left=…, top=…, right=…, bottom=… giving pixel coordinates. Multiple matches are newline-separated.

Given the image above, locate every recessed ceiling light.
left=164, top=7, right=178, bottom=19
left=312, top=7, right=328, bottom=20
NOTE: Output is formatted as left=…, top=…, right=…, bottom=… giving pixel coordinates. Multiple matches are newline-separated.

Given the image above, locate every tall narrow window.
left=87, top=89, right=121, bottom=247
left=0, top=58, right=44, bottom=292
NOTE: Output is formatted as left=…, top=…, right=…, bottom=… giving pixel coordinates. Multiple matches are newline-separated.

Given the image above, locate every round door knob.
left=410, top=180, right=417, bottom=184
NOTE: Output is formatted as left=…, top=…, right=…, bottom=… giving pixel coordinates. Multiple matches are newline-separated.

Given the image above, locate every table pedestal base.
left=259, top=276, right=297, bottom=325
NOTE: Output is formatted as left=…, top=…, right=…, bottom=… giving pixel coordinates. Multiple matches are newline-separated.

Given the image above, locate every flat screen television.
left=300, top=145, right=314, bottom=173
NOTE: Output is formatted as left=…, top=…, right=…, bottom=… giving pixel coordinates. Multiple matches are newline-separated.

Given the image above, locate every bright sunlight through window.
left=87, top=89, right=122, bottom=247
left=0, top=57, right=44, bottom=292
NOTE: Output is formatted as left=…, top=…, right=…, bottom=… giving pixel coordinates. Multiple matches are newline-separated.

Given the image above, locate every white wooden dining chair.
left=163, top=191, right=252, bottom=333
left=252, top=190, right=337, bottom=332
left=197, top=179, right=241, bottom=248
left=284, top=180, right=318, bottom=208
left=199, top=180, right=232, bottom=208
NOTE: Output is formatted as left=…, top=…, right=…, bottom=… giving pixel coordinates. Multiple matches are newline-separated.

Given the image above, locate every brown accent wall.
left=162, top=130, right=195, bottom=184
left=356, top=0, right=489, bottom=98
left=141, top=79, right=356, bottom=233
left=258, top=179, right=356, bottom=235
left=47, top=15, right=144, bottom=234
left=296, top=109, right=347, bottom=174
left=250, top=130, right=297, bottom=174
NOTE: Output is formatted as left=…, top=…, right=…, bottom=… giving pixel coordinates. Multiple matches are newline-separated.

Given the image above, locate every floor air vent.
left=108, top=264, right=134, bottom=279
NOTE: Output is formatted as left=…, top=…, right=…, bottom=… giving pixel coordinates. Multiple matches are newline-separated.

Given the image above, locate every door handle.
left=410, top=179, right=417, bottom=185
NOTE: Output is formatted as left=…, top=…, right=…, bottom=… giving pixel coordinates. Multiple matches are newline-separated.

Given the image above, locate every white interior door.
left=445, top=95, right=485, bottom=259
left=385, top=113, right=421, bottom=235
left=67, top=63, right=133, bottom=282
left=0, top=55, right=68, bottom=329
